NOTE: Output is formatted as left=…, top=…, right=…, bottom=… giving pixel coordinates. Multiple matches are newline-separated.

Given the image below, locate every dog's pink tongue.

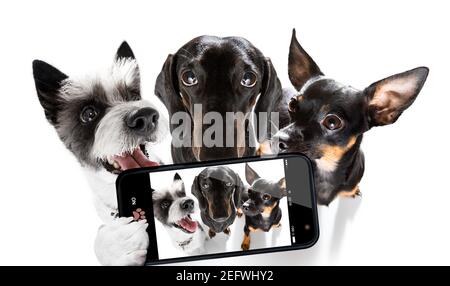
left=113, top=148, right=159, bottom=171
left=132, top=148, right=159, bottom=168
left=113, top=154, right=140, bottom=170
left=180, top=217, right=198, bottom=233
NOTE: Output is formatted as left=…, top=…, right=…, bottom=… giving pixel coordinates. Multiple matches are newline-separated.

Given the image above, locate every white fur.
left=153, top=181, right=207, bottom=254
left=94, top=217, right=149, bottom=266
left=91, top=99, right=168, bottom=160
left=60, top=58, right=139, bottom=102
left=164, top=224, right=206, bottom=255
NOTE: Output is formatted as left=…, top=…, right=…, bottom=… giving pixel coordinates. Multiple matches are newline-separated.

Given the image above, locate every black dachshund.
left=155, top=35, right=284, bottom=163
left=191, top=166, right=245, bottom=238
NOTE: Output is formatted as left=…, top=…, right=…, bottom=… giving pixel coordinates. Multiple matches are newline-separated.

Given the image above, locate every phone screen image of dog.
left=148, top=159, right=296, bottom=260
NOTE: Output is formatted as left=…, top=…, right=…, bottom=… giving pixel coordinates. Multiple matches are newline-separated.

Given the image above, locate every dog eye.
left=80, top=105, right=99, bottom=123
left=181, top=70, right=198, bottom=86
left=161, top=200, right=171, bottom=209
left=201, top=183, right=210, bottom=189
left=322, top=114, right=343, bottom=131
left=288, top=97, right=298, bottom=112
left=262, top=194, right=271, bottom=200
left=241, top=71, right=257, bottom=88
left=225, top=182, right=233, bottom=187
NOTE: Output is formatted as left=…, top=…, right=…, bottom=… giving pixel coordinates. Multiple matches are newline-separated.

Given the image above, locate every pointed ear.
left=245, top=163, right=260, bottom=185
left=115, top=41, right=135, bottom=60
left=173, top=173, right=182, bottom=181
left=32, top=60, right=68, bottom=125
left=365, top=67, right=429, bottom=127
left=288, top=29, right=323, bottom=90
left=278, top=177, right=287, bottom=197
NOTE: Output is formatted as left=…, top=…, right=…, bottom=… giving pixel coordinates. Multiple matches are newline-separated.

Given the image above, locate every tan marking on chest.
left=315, top=136, right=357, bottom=173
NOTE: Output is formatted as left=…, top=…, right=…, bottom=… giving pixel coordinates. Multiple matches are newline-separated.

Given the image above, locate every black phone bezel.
left=116, top=152, right=319, bottom=265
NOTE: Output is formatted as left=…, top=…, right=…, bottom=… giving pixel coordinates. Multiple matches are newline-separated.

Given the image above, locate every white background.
left=150, top=160, right=290, bottom=260
left=0, top=0, right=449, bottom=265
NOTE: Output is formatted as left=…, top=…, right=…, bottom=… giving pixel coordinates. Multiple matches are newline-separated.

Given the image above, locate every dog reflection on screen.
left=152, top=173, right=207, bottom=254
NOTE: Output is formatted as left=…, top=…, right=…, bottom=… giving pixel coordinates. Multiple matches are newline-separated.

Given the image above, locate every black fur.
left=241, top=163, right=286, bottom=250
left=155, top=35, right=283, bottom=162
left=191, top=166, right=245, bottom=236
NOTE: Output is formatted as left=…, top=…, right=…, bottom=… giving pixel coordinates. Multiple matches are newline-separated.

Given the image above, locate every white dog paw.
left=94, top=217, right=149, bottom=266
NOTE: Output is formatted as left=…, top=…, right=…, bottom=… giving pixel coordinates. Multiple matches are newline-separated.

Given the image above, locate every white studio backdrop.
left=0, top=0, right=449, bottom=265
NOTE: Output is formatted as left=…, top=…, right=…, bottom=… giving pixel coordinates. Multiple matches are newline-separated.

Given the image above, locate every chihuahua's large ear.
left=32, top=60, right=68, bottom=125
left=288, top=29, right=323, bottom=90
left=278, top=177, right=287, bottom=197
left=155, top=55, right=185, bottom=123
left=245, top=163, right=260, bottom=185
left=365, top=67, right=429, bottom=127
left=254, top=58, right=282, bottom=141
left=115, top=41, right=135, bottom=60
left=191, top=175, right=207, bottom=211
left=233, top=172, right=245, bottom=208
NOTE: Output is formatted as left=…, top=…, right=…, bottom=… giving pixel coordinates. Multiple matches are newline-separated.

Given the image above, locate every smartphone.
left=116, top=153, right=319, bottom=265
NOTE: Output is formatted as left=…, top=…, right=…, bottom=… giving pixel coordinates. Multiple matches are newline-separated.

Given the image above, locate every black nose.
left=181, top=199, right=194, bottom=211
left=126, top=107, right=159, bottom=135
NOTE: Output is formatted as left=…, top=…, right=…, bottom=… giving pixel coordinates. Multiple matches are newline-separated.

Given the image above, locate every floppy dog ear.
left=365, top=67, right=429, bottom=127
left=233, top=172, right=245, bottom=208
left=288, top=29, right=323, bottom=91
left=191, top=175, right=207, bottom=211
left=254, top=57, right=282, bottom=141
left=155, top=55, right=186, bottom=121
left=32, top=60, right=68, bottom=125
left=245, top=163, right=260, bottom=185
left=278, top=177, right=287, bottom=197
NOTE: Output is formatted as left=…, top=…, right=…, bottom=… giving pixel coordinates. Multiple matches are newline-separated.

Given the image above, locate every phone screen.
left=117, top=154, right=318, bottom=264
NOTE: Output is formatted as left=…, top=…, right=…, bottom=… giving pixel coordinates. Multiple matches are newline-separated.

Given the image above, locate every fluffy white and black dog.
left=32, top=42, right=168, bottom=265
left=152, top=173, right=207, bottom=255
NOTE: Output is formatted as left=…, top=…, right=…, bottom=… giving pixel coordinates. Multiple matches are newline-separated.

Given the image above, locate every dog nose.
left=126, top=107, right=159, bottom=135
left=181, top=199, right=194, bottom=211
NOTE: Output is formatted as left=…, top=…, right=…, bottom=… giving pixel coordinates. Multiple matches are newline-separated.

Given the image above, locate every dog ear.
left=288, top=29, right=323, bottom=90
left=114, top=41, right=141, bottom=98
left=245, top=163, right=260, bottom=185
left=233, top=172, right=245, bottom=208
left=191, top=175, right=207, bottom=211
left=173, top=173, right=182, bottom=181
left=254, top=57, right=282, bottom=141
left=155, top=55, right=186, bottom=122
left=278, top=177, right=287, bottom=197
left=32, top=60, right=68, bottom=125
left=115, top=41, right=135, bottom=60
left=365, top=67, right=429, bottom=127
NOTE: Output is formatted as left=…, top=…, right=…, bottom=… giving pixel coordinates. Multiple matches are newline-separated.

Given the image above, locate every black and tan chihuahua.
left=272, top=29, right=429, bottom=206
left=241, top=163, right=286, bottom=251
